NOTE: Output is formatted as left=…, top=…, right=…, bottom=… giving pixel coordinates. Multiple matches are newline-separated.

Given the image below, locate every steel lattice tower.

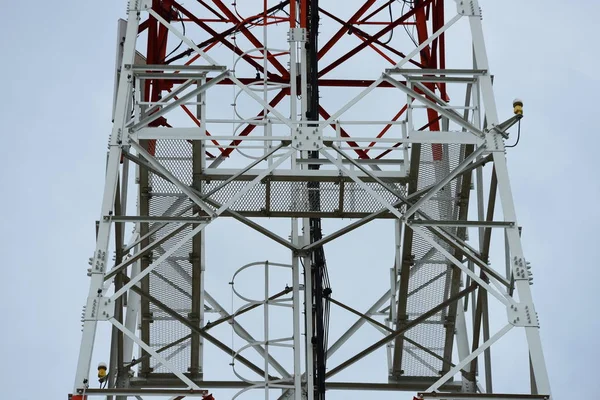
left=71, top=1, right=552, bottom=399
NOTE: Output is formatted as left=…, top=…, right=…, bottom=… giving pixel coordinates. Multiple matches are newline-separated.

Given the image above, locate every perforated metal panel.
left=401, top=143, right=464, bottom=377
left=146, top=140, right=196, bottom=373
left=202, top=179, right=406, bottom=215
left=142, top=139, right=409, bottom=375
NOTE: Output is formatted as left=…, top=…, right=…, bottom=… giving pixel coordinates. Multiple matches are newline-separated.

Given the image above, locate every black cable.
left=165, top=12, right=186, bottom=60
left=506, top=120, right=521, bottom=148
left=399, top=0, right=418, bottom=47
left=164, top=3, right=288, bottom=64
left=381, top=4, right=394, bottom=45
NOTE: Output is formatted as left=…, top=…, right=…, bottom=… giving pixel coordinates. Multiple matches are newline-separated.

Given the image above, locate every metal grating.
left=401, top=143, right=464, bottom=377
left=202, top=179, right=406, bottom=215
left=146, top=140, right=195, bottom=374
left=142, top=138, right=461, bottom=377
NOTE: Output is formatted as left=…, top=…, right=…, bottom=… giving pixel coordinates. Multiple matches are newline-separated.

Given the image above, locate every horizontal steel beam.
left=385, top=68, right=488, bottom=75
left=131, top=64, right=226, bottom=71
left=117, top=379, right=463, bottom=392
left=199, top=169, right=408, bottom=183
left=325, top=284, right=477, bottom=379
left=134, top=128, right=482, bottom=145
left=82, top=388, right=210, bottom=396
left=108, top=216, right=210, bottom=223
left=408, top=220, right=515, bottom=228
left=417, top=393, right=549, bottom=400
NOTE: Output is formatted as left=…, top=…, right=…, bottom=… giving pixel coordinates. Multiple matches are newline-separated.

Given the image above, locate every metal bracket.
left=484, top=130, right=503, bottom=152
left=484, top=114, right=523, bottom=150
left=289, top=28, right=307, bottom=42
left=513, top=256, right=531, bottom=282
left=97, top=297, right=115, bottom=321
left=292, top=127, right=322, bottom=151
left=489, top=114, right=523, bottom=139
left=456, top=0, right=482, bottom=17
left=127, top=0, right=146, bottom=12
left=507, top=303, right=538, bottom=327
left=90, top=250, right=108, bottom=273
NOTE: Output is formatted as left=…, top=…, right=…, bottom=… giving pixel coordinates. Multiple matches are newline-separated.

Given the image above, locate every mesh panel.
left=401, top=143, right=464, bottom=377
left=146, top=140, right=196, bottom=373
left=142, top=138, right=408, bottom=374
left=202, top=179, right=406, bottom=214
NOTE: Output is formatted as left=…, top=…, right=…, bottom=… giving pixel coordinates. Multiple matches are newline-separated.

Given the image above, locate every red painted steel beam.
left=197, top=0, right=227, bottom=21
left=359, top=0, right=396, bottom=23
left=319, top=7, right=425, bottom=69
left=166, top=1, right=290, bottom=64
left=433, top=0, right=448, bottom=100
left=318, top=0, right=433, bottom=77
left=210, top=0, right=290, bottom=77
left=413, top=0, right=443, bottom=161
left=355, top=33, right=396, bottom=65
left=139, top=18, right=150, bottom=33
left=318, top=106, right=370, bottom=160
left=317, top=0, right=376, bottom=60
left=375, top=115, right=442, bottom=160
left=158, top=77, right=397, bottom=87
left=365, top=105, right=408, bottom=153
left=170, top=1, right=280, bottom=79
left=290, top=0, right=297, bottom=27
left=146, top=0, right=176, bottom=155
left=218, top=89, right=288, bottom=159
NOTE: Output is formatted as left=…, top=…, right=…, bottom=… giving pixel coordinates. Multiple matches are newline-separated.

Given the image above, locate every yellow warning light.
left=513, top=98, right=523, bottom=115
left=97, top=362, right=108, bottom=381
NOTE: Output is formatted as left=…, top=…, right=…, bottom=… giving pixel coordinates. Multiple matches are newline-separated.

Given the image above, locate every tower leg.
left=72, top=5, right=141, bottom=394
left=467, top=0, right=552, bottom=395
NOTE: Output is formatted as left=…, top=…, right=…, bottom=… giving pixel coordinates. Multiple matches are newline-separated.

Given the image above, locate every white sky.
left=1, top=0, right=599, bottom=399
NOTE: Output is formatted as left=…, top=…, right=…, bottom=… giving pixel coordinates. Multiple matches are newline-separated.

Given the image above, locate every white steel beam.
left=111, top=222, right=207, bottom=301
left=146, top=7, right=218, bottom=66
left=134, top=128, right=482, bottom=145
left=130, top=71, right=228, bottom=131
left=110, top=319, right=203, bottom=391
left=72, top=5, right=140, bottom=392
left=426, top=324, right=513, bottom=393
left=384, top=74, right=485, bottom=138
left=392, top=13, right=462, bottom=69
left=409, top=226, right=513, bottom=307
left=404, top=146, right=486, bottom=219
left=129, top=141, right=215, bottom=216
left=467, top=0, right=552, bottom=394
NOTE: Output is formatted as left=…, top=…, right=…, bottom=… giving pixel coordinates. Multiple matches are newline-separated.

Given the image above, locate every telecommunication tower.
left=70, top=1, right=552, bottom=399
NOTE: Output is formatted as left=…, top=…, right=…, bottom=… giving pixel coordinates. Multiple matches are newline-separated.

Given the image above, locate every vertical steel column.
left=291, top=220, right=303, bottom=400
left=468, top=0, right=552, bottom=394
left=289, top=8, right=304, bottom=398
left=108, top=178, right=125, bottom=399
left=72, top=5, right=140, bottom=392
left=139, top=148, right=152, bottom=378
left=190, top=77, right=207, bottom=378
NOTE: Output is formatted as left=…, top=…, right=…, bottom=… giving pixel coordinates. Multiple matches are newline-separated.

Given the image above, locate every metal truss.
left=71, top=1, right=552, bottom=400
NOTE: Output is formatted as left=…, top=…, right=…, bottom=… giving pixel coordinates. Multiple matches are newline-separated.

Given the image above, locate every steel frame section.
left=72, top=1, right=552, bottom=399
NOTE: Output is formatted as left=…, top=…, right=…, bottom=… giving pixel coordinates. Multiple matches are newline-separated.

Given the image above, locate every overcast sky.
left=1, top=1, right=599, bottom=399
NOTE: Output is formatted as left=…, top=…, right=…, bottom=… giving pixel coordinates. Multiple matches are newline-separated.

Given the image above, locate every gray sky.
left=1, top=0, right=599, bottom=399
